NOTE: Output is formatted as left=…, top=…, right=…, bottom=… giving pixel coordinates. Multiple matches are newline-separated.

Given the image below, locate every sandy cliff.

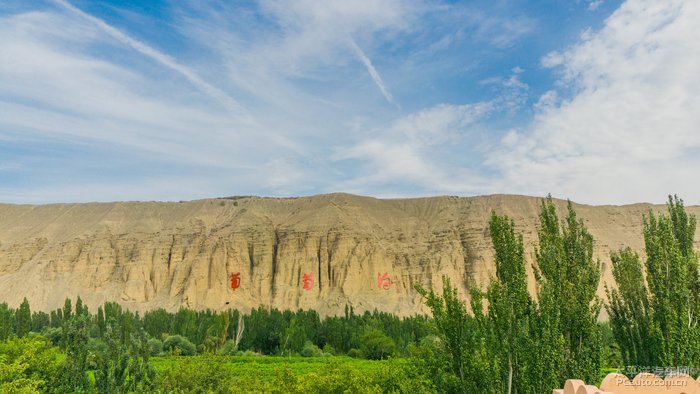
left=0, top=193, right=697, bottom=316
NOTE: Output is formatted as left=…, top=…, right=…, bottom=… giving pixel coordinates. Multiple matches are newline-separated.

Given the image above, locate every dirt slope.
left=0, top=193, right=697, bottom=316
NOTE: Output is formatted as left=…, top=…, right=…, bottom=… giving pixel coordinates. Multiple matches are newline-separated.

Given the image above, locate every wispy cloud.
left=0, top=9, right=300, bottom=202
left=52, top=0, right=247, bottom=117
left=348, top=38, right=399, bottom=108
left=334, top=102, right=495, bottom=194
left=3, top=0, right=692, bottom=205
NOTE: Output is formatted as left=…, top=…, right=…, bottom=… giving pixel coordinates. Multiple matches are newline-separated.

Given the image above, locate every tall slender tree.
left=0, top=303, right=11, bottom=340
left=15, top=297, right=31, bottom=337
left=487, top=212, right=532, bottom=394
left=533, top=197, right=601, bottom=384
left=605, top=247, right=662, bottom=366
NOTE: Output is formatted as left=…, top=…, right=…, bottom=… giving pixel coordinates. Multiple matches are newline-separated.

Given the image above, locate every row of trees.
left=417, top=197, right=602, bottom=393
left=1, top=299, right=432, bottom=392
left=0, top=299, right=431, bottom=360
left=417, top=195, right=698, bottom=393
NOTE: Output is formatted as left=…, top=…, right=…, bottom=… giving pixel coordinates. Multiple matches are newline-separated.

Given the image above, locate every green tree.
left=75, top=296, right=88, bottom=317
left=147, top=338, right=163, bottom=356
left=607, top=195, right=700, bottom=368
left=300, top=340, right=323, bottom=357
left=533, top=197, right=601, bottom=384
left=163, top=335, right=196, bottom=356
left=96, top=306, right=106, bottom=337
left=486, top=212, right=532, bottom=393
left=30, top=311, right=49, bottom=333
left=358, top=326, right=396, bottom=360
left=49, top=309, right=62, bottom=328
left=0, top=303, right=13, bottom=340
left=15, top=298, right=31, bottom=337
left=0, top=336, right=62, bottom=393
left=156, top=354, right=233, bottom=393
left=59, top=314, right=91, bottom=393
left=416, top=277, right=497, bottom=393
left=605, top=248, right=661, bottom=366
left=94, top=320, right=155, bottom=393
left=416, top=278, right=469, bottom=389
left=645, top=196, right=699, bottom=365
left=62, top=298, right=72, bottom=322
left=283, top=317, right=307, bottom=355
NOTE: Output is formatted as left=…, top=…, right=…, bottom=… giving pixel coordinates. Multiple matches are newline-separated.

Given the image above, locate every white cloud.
left=6, top=0, right=691, bottom=206
left=0, top=9, right=309, bottom=202
left=53, top=0, right=247, bottom=116
left=181, top=0, right=418, bottom=108
left=489, top=0, right=700, bottom=204
left=348, top=38, right=398, bottom=107
left=1, top=0, right=432, bottom=203
left=335, top=102, right=494, bottom=193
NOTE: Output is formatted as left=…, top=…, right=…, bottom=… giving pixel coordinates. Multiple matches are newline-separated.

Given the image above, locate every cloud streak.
left=348, top=38, right=399, bottom=108
left=52, top=0, right=248, bottom=117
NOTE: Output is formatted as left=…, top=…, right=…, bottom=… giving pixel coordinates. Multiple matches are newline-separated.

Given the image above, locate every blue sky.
left=1, top=0, right=698, bottom=204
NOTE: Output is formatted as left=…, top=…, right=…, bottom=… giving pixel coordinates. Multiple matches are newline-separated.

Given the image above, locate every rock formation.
left=0, top=193, right=698, bottom=316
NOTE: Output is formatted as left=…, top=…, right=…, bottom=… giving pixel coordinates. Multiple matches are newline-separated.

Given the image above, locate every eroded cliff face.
left=0, top=194, right=698, bottom=316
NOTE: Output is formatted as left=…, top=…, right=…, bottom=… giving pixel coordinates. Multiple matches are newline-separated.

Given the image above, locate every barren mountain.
left=0, top=193, right=697, bottom=316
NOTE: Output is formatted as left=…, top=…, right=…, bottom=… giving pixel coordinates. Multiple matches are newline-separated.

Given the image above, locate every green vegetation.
left=153, top=355, right=429, bottom=393
left=606, top=195, right=700, bottom=367
left=0, top=290, right=432, bottom=392
left=411, top=195, right=695, bottom=393
left=0, top=194, right=697, bottom=393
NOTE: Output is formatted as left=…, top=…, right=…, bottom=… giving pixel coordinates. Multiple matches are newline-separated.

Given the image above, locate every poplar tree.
left=486, top=212, right=532, bottom=394
left=416, top=277, right=498, bottom=393
left=15, top=297, right=31, bottom=337
left=60, top=314, right=91, bottom=392
left=0, top=303, right=11, bottom=340
left=608, top=195, right=700, bottom=368
left=605, top=248, right=662, bottom=366
left=63, top=298, right=72, bottom=321
left=533, top=197, right=601, bottom=384
left=645, top=196, right=699, bottom=365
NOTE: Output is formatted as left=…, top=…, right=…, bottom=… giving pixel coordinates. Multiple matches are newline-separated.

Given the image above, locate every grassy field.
left=151, top=355, right=413, bottom=392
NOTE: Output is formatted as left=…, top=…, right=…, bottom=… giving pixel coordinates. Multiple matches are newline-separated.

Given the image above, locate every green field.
left=152, top=355, right=399, bottom=383
left=150, top=355, right=424, bottom=393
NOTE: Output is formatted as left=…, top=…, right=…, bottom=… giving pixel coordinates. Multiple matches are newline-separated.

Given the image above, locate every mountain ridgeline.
left=1, top=193, right=698, bottom=315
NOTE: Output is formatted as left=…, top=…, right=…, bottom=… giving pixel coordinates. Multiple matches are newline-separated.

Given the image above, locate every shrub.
left=219, top=340, right=239, bottom=356
left=147, top=338, right=163, bottom=356
left=157, top=355, right=232, bottom=393
left=358, top=327, right=396, bottom=360
left=42, top=327, right=62, bottom=346
left=300, top=341, right=323, bottom=357
left=322, top=343, right=336, bottom=356
left=0, top=336, right=62, bottom=393
left=162, top=335, right=196, bottom=356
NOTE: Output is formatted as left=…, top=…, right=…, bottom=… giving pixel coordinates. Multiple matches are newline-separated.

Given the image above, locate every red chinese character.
left=377, top=272, right=391, bottom=290
left=230, top=272, right=240, bottom=289
left=303, top=273, right=314, bottom=291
